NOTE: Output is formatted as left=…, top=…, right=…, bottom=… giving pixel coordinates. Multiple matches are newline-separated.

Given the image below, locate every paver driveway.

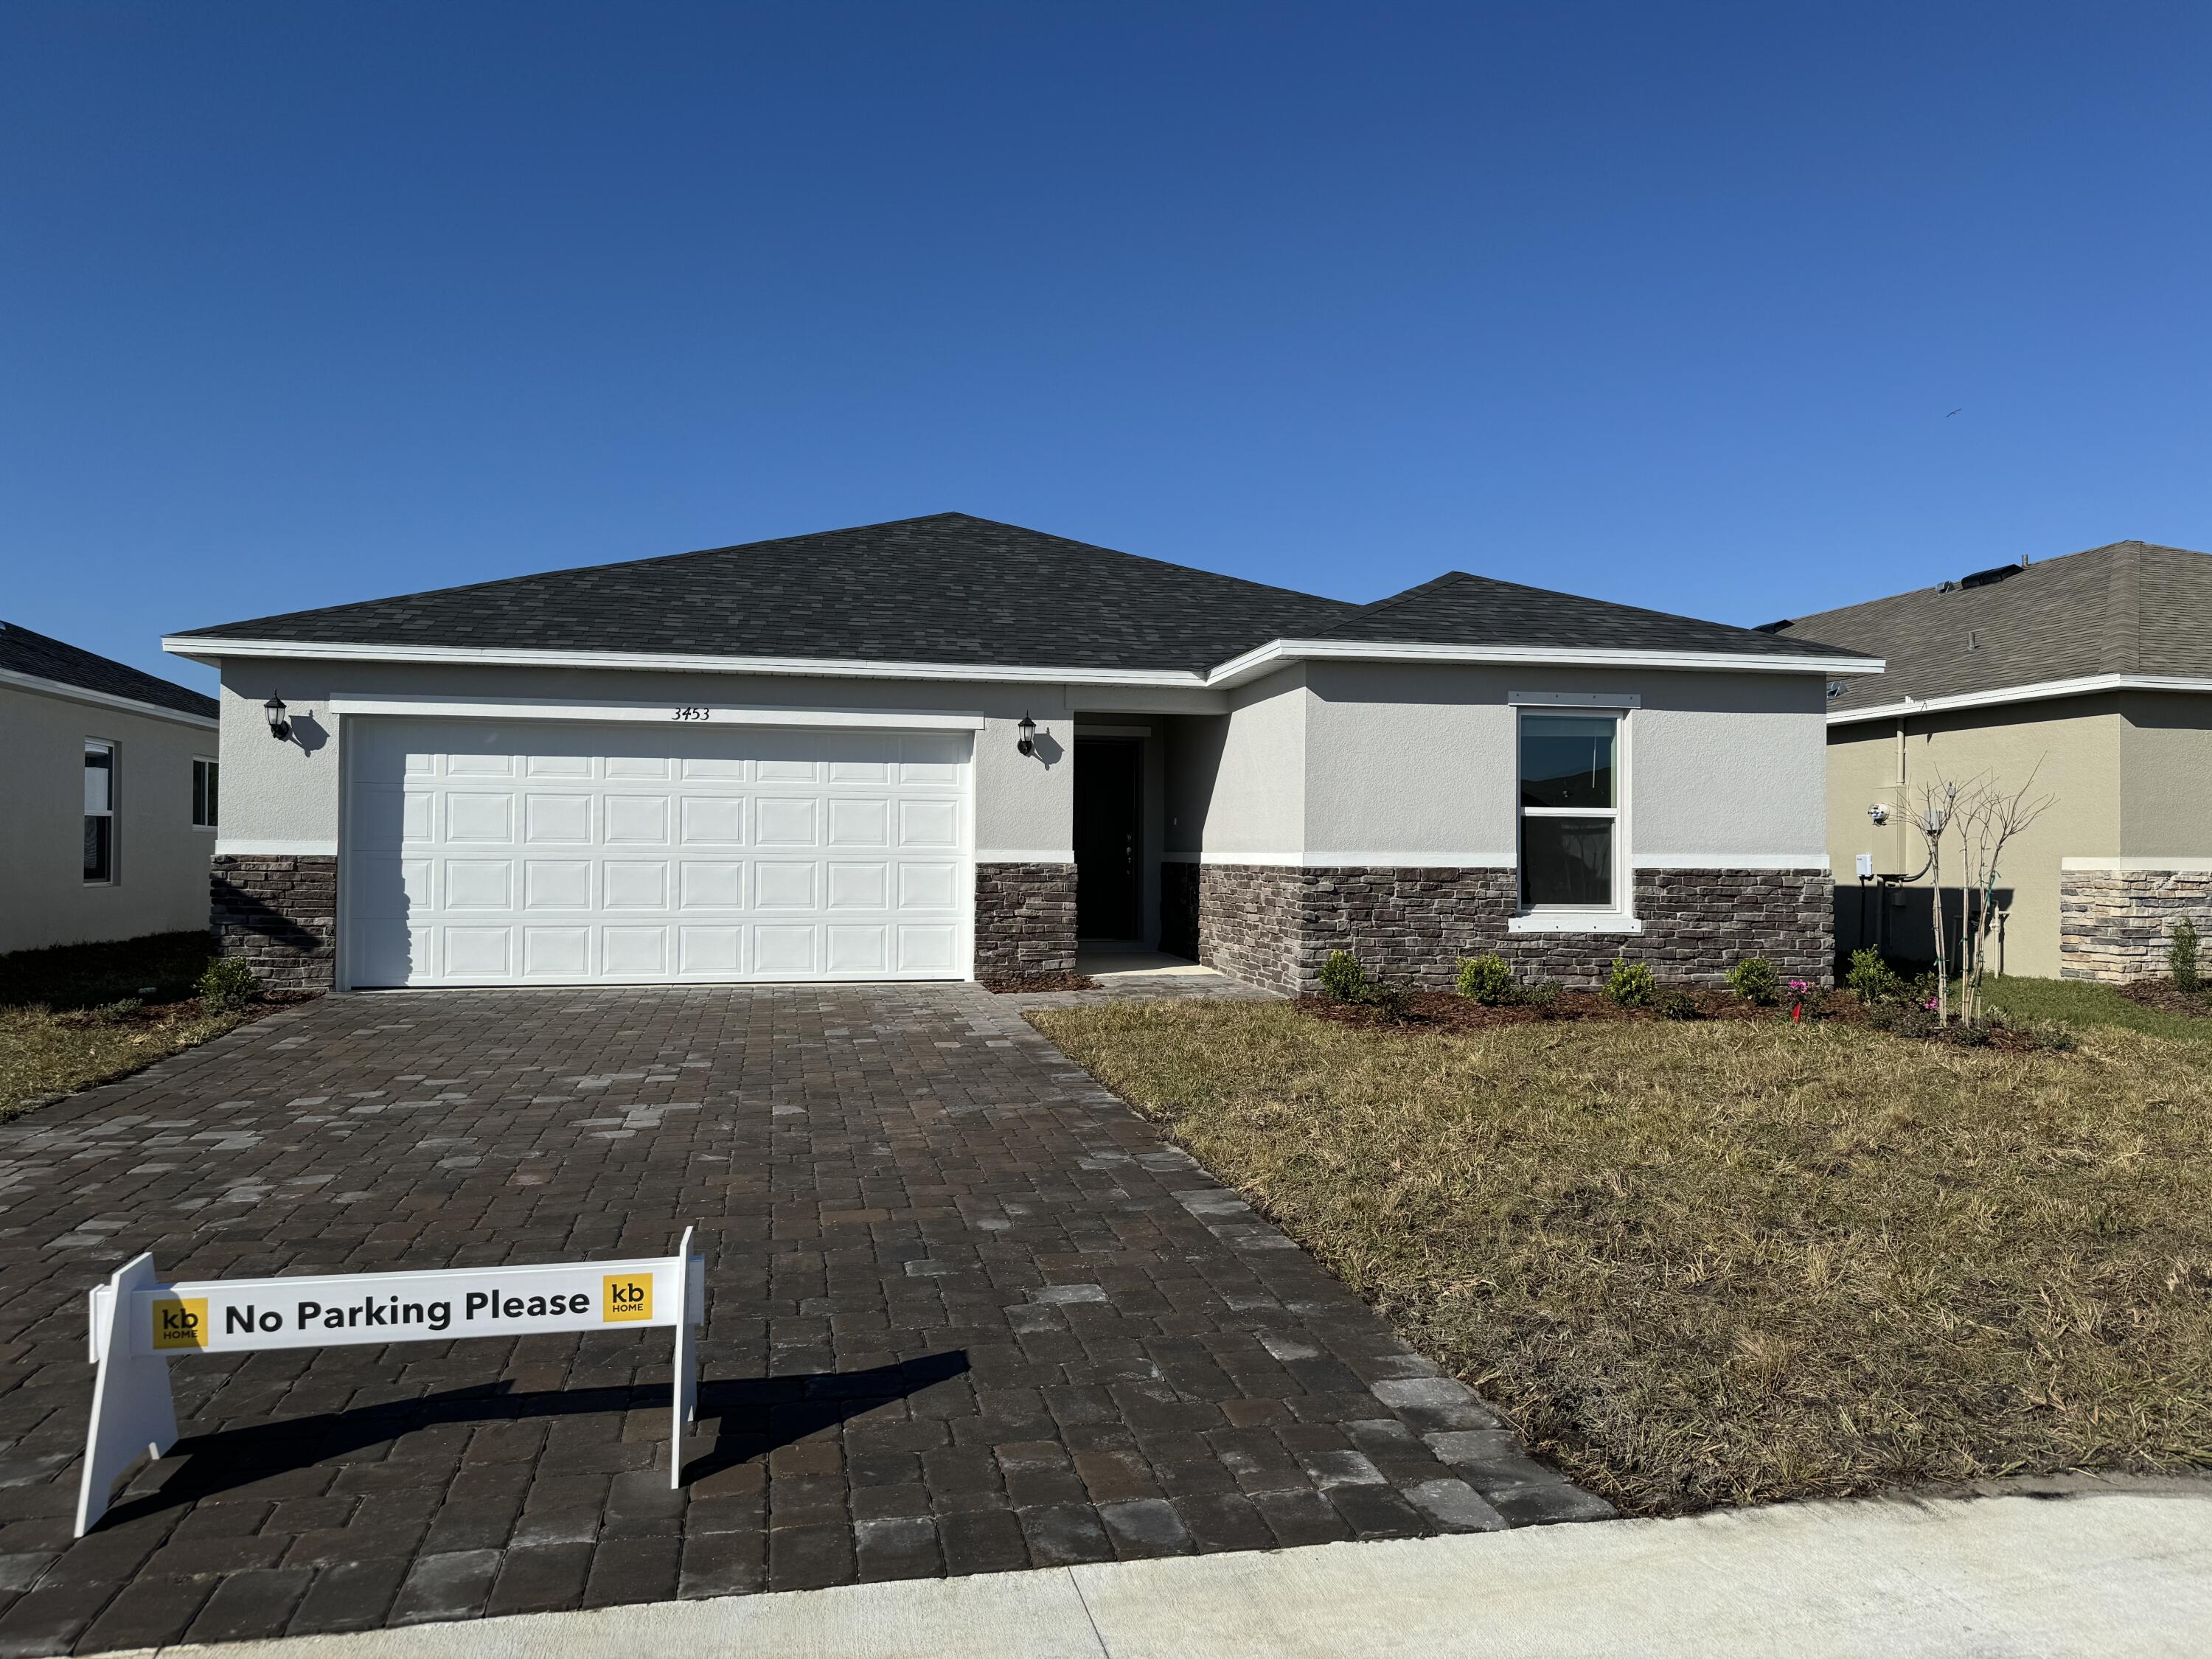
left=0, top=985, right=1606, bottom=1655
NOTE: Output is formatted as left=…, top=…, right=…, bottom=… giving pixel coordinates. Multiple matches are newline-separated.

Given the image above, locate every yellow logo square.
left=151, top=1296, right=209, bottom=1351
left=602, top=1274, right=653, bottom=1322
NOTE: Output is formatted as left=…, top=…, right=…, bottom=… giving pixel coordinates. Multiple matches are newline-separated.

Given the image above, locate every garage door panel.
left=756, top=798, right=818, bottom=845
left=446, top=793, right=515, bottom=841
left=899, top=925, right=959, bottom=973
left=679, top=927, right=743, bottom=974
left=679, top=862, right=745, bottom=910
left=604, top=795, right=670, bottom=843
left=524, top=859, right=592, bottom=909
left=445, top=860, right=512, bottom=909
left=445, top=928, right=512, bottom=978
left=524, top=927, right=591, bottom=977
left=754, top=925, right=816, bottom=974
left=525, top=793, right=593, bottom=844
left=602, top=927, right=669, bottom=975
left=345, top=718, right=970, bottom=987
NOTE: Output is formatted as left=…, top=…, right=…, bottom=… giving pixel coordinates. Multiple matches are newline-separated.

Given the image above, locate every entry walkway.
left=97, top=1477, right=2212, bottom=1656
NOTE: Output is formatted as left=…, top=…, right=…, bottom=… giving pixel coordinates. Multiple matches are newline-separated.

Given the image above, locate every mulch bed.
left=50, top=990, right=319, bottom=1029
left=2118, top=979, right=2212, bottom=1017
left=980, top=971, right=1101, bottom=994
left=1300, top=987, right=2051, bottom=1051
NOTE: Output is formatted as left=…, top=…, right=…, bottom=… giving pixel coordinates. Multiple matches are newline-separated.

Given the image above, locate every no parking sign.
left=76, top=1230, right=703, bottom=1535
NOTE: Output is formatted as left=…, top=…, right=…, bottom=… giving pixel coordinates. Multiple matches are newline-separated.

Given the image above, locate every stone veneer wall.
left=2059, top=866, right=2212, bottom=982
left=211, top=855, right=338, bottom=991
left=973, top=863, right=1079, bottom=981
left=1186, top=863, right=1832, bottom=996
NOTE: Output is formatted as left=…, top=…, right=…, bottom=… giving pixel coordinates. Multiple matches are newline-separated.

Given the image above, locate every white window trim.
left=84, top=739, right=117, bottom=886
left=192, top=756, right=220, bottom=832
left=1512, top=705, right=1635, bottom=931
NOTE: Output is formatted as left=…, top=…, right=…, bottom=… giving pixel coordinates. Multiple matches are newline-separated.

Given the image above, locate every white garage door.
left=344, top=719, right=971, bottom=987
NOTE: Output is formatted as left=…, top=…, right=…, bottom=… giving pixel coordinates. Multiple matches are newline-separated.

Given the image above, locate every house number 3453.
left=671, top=706, right=709, bottom=722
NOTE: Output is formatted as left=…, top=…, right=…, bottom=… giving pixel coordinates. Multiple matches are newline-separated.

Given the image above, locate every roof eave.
left=1828, top=672, right=2212, bottom=726
left=160, top=635, right=1210, bottom=689
left=164, top=633, right=1887, bottom=694
left=0, top=665, right=218, bottom=728
left=1203, top=638, right=1886, bottom=690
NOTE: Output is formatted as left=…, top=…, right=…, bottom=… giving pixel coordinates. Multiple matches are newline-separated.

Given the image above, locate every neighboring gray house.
left=161, top=514, right=1878, bottom=995
left=1, top=622, right=220, bottom=955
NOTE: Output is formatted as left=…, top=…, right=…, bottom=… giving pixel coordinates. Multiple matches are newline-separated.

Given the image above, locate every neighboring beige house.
left=1, top=622, right=220, bottom=956
left=1767, top=540, right=2212, bottom=981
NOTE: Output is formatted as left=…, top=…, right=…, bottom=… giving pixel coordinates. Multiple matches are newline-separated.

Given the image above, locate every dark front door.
left=1074, top=737, right=1141, bottom=939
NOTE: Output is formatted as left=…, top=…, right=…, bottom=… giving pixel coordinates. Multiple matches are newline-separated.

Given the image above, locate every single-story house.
left=160, top=514, right=1878, bottom=995
left=1, top=621, right=220, bottom=956
left=1768, top=539, right=2212, bottom=981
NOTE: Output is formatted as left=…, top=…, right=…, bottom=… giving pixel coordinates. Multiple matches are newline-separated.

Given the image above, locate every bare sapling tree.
left=1952, top=764, right=2053, bottom=1025
left=1905, top=774, right=1970, bottom=1025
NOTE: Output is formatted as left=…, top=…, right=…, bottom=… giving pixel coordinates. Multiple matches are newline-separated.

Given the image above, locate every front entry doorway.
left=1074, top=737, right=1141, bottom=939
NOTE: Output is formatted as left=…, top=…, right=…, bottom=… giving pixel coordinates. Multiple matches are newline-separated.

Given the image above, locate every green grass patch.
left=1979, top=975, right=2212, bottom=1043
left=1033, top=1000, right=2212, bottom=1517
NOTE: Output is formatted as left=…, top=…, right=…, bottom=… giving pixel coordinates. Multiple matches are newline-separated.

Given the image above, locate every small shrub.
left=1658, top=990, right=1701, bottom=1021
left=1455, top=953, right=1518, bottom=1006
left=1318, top=950, right=1367, bottom=1004
left=1523, top=979, right=1562, bottom=1009
left=1940, top=1020, right=1994, bottom=1048
left=91, top=998, right=144, bottom=1025
left=1356, top=977, right=1413, bottom=1021
left=2174, top=917, right=2202, bottom=993
left=1869, top=1002, right=1936, bottom=1040
left=195, top=957, right=260, bottom=1013
left=1843, top=948, right=1906, bottom=1004
left=1606, top=956, right=1657, bottom=1008
left=1728, top=956, right=1781, bottom=1006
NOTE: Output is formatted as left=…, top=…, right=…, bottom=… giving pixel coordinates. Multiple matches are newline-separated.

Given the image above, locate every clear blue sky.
left=5, top=4, right=2207, bottom=693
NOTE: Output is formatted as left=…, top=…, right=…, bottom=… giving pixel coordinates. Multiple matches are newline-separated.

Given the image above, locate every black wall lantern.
left=1016, top=713, right=1037, bottom=757
left=265, top=694, right=291, bottom=742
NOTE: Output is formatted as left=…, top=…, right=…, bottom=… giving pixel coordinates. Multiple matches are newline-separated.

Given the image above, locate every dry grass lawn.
left=1032, top=1000, right=2212, bottom=1517
left=0, top=932, right=268, bottom=1122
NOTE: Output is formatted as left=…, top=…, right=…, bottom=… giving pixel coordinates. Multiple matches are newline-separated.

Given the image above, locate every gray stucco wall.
left=1163, top=661, right=1828, bottom=869
left=211, top=659, right=1101, bottom=859
left=0, top=683, right=215, bottom=953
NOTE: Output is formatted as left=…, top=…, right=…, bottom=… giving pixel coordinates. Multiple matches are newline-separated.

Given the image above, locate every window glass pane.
left=1520, top=714, right=1615, bottom=809
left=206, top=761, right=218, bottom=827
left=1521, top=816, right=1613, bottom=908
left=84, top=745, right=112, bottom=813
left=84, top=815, right=111, bottom=882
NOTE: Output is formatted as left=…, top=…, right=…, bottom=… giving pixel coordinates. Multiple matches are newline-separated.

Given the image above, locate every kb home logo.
left=150, top=1297, right=209, bottom=1351
left=602, top=1274, right=653, bottom=1322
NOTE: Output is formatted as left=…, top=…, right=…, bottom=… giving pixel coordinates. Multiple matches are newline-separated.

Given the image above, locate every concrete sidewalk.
left=105, top=1479, right=2212, bottom=1658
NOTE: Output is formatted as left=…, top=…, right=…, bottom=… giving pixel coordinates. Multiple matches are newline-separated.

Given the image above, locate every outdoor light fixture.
left=1016, top=714, right=1037, bottom=757
left=1867, top=803, right=1889, bottom=825
left=265, top=694, right=291, bottom=742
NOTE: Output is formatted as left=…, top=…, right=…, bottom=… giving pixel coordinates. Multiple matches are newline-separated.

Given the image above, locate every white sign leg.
left=670, top=1226, right=696, bottom=1490
left=76, top=1253, right=178, bottom=1537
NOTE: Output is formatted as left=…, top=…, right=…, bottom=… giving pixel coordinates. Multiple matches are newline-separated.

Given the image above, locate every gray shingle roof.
left=175, top=512, right=1866, bottom=677
left=1, top=622, right=217, bottom=720
left=1773, top=541, right=2212, bottom=714
left=178, top=515, right=1356, bottom=676
left=1319, top=571, right=1866, bottom=660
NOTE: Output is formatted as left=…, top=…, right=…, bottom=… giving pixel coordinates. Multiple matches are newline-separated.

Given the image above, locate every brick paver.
left=0, top=985, right=1607, bottom=1654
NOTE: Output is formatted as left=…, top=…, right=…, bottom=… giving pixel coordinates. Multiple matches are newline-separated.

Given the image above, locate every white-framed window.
left=84, top=740, right=116, bottom=884
left=1517, top=710, right=1621, bottom=913
left=192, top=757, right=220, bottom=830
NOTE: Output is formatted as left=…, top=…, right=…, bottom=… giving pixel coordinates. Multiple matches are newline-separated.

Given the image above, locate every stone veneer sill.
left=1507, top=912, right=1645, bottom=935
